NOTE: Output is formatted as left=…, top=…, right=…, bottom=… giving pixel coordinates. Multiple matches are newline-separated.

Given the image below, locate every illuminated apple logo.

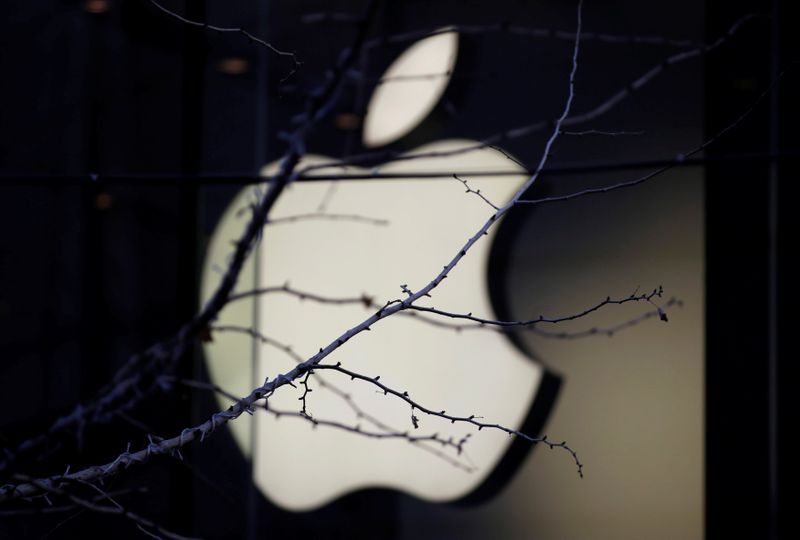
left=201, top=30, right=559, bottom=511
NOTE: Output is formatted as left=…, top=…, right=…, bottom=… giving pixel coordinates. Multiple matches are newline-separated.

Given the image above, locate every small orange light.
left=84, top=0, right=110, bottom=14
left=95, top=193, right=113, bottom=210
left=217, top=58, right=250, bottom=75
left=333, top=113, right=361, bottom=131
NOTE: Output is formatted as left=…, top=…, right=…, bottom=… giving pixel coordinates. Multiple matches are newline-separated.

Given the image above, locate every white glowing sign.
left=200, top=30, right=554, bottom=511
left=363, top=29, right=459, bottom=147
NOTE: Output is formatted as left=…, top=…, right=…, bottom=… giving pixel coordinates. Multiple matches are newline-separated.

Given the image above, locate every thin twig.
left=148, top=0, right=302, bottom=81
left=11, top=476, right=197, bottom=540
left=264, top=406, right=474, bottom=469
left=227, top=283, right=374, bottom=306
left=560, top=129, right=645, bottom=136
left=206, top=324, right=474, bottom=460
left=408, top=287, right=668, bottom=328
left=358, top=21, right=707, bottom=49
left=266, top=213, right=389, bottom=226
left=305, top=11, right=704, bottom=50
left=389, top=297, right=681, bottom=339
left=518, top=63, right=799, bottom=206
left=1, top=0, right=584, bottom=499
left=0, top=0, right=380, bottom=475
left=0, top=487, right=147, bottom=516
left=453, top=174, right=499, bottom=210
left=312, top=363, right=583, bottom=476
left=297, top=13, right=757, bottom=175
left=529, top=298, right=683, bottom=339
left=165, top=375, right=475, bottom=472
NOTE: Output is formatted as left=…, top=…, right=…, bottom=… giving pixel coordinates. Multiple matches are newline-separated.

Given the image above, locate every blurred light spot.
left=217, top=57, right=250, bottom=76
left=84, top=0, right=110, bottom=14
left=334, top=113, right=361, bottom=131
left=95, top=193, right=113, bottom=210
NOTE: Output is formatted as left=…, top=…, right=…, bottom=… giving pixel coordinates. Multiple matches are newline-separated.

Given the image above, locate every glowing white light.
left=362, top=30, right=458, bottom=148
left=201, top=140, right=544, bottom=511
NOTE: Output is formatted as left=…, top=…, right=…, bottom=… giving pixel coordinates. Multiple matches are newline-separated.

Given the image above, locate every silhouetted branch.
left=0, top=0, right=379, bottom=476
left=265, top=407, right=474, bottom=468
left=297, top=13, right=757, bottom=175
left=518, top=62, right=798, bottom=205
left=163, top=375, right=475, bottom=472
left=312, top=363, right=583, bottom=477
left=9, top=475, right=197, bottom=540
left=560, top=129, right=645, bottom=136
left=0, top=0, right=585, bottom=501
left=409, top=286, right=668, bottom=327
left=453, top=174, right=500, bottom=210
left=205, top=325, right=476, bottom=468
left=266, top=213, right=389, bottom=226
left=228, top=283, right=374, bottom=306
left=148, top=0, right=302, bottom=81
left=0, top=487, right=147, bottom=517
left=529, top=298, right=683, bottom=339
left=303, top=16, right=709, bottom=48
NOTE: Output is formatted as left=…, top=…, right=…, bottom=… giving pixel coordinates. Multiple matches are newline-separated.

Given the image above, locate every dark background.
left=0, top=0, right=797, bottom=538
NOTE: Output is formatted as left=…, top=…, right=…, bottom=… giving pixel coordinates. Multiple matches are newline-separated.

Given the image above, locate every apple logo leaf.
left=362, top=28, right=459, bottom=148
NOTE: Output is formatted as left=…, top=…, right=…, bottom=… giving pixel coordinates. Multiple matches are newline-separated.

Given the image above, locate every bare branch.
left=164, top=375, right=475, bottom=472
left=209, top=325, right=304, bottom=365
left=204, top=325, right=475, bottom=467
left=0, top=0, right=380, bottom=474
left=10, top=475, right=197, bottom=540
left=408, top=286, right=668, bottom=328
left=560, top=129, right=645, bottom=136
left=0, top=487, right=147, bottom=517
left=148, top=0, right=302, bottom=82
left=264, top=407, right=474, bottom=470
left=518, top=63, right=798, bottom=206
left=355, top=21, right=711, bottom=49
left=312, top=363, right=583, bottom=477
left=306, top=11, right=703, bottom=49
left=0, top=0, right=585, bottom=499
left=298, top=371, right=314, bottom=417
left=228, top=283, right=374, bottom=307
left=266, top=213, right=389, bottom=227
left=391, top=296, right=681, bottom=340
left=530, top=298, right=683, bottom=339
left=453, top=174, right=500, bottom=210
left=297, top=13, right=757, bottom=175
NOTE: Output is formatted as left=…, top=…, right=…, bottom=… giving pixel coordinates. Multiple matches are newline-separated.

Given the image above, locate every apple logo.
left=200, top=29, right=560, bottom=511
